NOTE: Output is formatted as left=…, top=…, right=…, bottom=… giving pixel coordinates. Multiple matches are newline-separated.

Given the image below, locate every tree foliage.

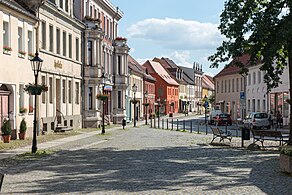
left=209, top=0, right=292, bottom=91
left=209, top=0, right=292, bottom=145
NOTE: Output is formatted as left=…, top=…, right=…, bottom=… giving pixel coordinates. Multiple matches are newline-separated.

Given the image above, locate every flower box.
left=19, top=107, right=27, bottom=114
left=3, top=46, right=12, bottom=54
left=96, top=94, right=109, bottom=101
left=28, top=52, right=34, bottom=59
left=18, top=50, right=26, bottom=58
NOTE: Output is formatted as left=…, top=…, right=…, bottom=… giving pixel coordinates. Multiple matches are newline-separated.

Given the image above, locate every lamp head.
left=30, top=52, right=43, bottom=76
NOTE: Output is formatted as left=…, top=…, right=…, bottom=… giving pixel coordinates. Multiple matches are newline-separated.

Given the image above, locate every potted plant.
left=19, top=118, right=27, bottom=140
left=28, top=52, right=34, bottom=59
left=1, top=119, right=12, bottom=143
left=279, top=145, right=292, bottom=174
left=19, top=107, right=27, bottom=114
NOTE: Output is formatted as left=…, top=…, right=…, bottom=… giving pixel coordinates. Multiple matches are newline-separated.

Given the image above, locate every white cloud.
left=136, top=58, right=151, bottom=65
left=168, top=51, right=193, bottom=67
left=127, top=18, right=223, bottom=50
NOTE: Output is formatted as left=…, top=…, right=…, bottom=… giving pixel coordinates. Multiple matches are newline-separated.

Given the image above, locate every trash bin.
left=242, top=127, right=250, bottom=140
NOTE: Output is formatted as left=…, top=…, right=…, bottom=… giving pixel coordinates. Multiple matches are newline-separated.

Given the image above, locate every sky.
left=110, top=0, right=227, bottom=76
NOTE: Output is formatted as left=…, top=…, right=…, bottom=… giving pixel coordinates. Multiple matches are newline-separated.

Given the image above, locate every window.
left=263, top=99, right=266, bottom=111
left=3, top=21, right=9, bottom=48
left=56, top=28, right=60, bottom=54
left=118, top=91, right=121, bottom=108
left=59, top=0, right=63, bottom=9
left=19, top=84, right=24, bottom=109
left=228, top=80, right=231, bottom=92
left=236, top=78, right=239, bottom=92
left=29, top=94, right=33, bottom=113
left=252, top=99, right=255, bottom=112
left=248, top=74, right=251, bottom=85
left=41, top=21, right=46, bottom=49
left=75, top=82, right=79, bottom=104
left=247, top=100, right=250, bottom=112
left=68, top=80, right=72, bottom=103
left=118, top=55, right=121, bottom=75
left=49, top=25, right=53, bottom=52
left=76, top=38, right=79, bottom=61
left=225, top=80, right=227, bottom=93
left=258, top=71, right=261, bottom=84
left=63, top=31, right=66, bottom=56
left=49, top=77, right=53, bottom=103
left=68, top=34, right=72, bottom=58
left=216, top=81, right=219, bottom=93
left=65, top=0, right=69, bottom=12
left=257, top=99, right=260, bottom=112
left=18, top=27, right=23, bottom=53
left=62, top=80, right=66, bottom=103
left=88, top=87, right=93, bottom=109
left=87, top=40, right=92, bottom=65
left=253, top=72, right=256, bottom=84
left=221, top=81, right=223, bottom=93
left=42, top=76, right=46, bottom=104
left=240, top=77, right=243, bottom=91
left=28, top=30, right=33, bottom=54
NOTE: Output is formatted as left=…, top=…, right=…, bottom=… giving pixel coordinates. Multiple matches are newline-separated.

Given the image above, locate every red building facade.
left=143, top=60, right=179, bottom=115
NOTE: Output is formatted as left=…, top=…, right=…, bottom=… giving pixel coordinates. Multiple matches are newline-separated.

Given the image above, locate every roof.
left=153, top=57, right=187, bottom=85
left=1, top=0, right=38, bottom=19
left=202, top=75, right=214, bottom=90
left=143, top=60, right=179, bottom=86
left=214, top=54, right=258, bottom=78
left=179, top=66, right=195, bottom=82
left=128, top=55, right=156, bottom=82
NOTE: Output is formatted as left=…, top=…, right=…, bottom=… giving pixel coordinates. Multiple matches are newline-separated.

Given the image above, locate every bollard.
left=176, top=119, right=179, bottom=131
left=197, top=122, right=200, bottom=134
left=190, top=120, right=192, bottom=133
left=183, top=120, right=185, bottom=131
left=0, top=173, right=4, bottom=192
left=150, top=117, right=152, bottom=128
left=162, top=119, right=164, bottom=129
left=158, top=117, right=160, bottom=129
left=167, top=119, right=169, bottom=130
left=154, top=116, right=156, bottom=128
left=172, top=119, right=174, bottom=130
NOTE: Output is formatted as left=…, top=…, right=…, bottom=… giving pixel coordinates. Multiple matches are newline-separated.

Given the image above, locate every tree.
left=208, top=0, right=292, bottom=145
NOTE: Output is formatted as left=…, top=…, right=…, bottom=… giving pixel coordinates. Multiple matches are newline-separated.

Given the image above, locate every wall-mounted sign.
left=54, top=60, right=62, bottom=69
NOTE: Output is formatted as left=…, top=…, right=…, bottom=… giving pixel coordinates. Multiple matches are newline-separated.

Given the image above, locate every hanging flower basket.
left=131, top=99, right=139, bottom=104
left=24, top=83, right=48, bottom=95
left=143, top=103, right=150, bottom=107
left=96, top=94, right=109, bottom=101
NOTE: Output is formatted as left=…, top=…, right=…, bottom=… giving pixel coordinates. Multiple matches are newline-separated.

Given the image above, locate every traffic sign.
left=240, top=92, right=245, bottom=100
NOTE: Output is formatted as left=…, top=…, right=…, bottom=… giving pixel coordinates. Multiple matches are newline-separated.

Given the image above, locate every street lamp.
left=100, top=72, right=107, bottom=134
left=30, top=52, right=43, bottom=153
left=132, top=84, right=138, bottom=127
left=202, top=95, right=208, bottom=134
left=144, top=91, right=148, bottom=125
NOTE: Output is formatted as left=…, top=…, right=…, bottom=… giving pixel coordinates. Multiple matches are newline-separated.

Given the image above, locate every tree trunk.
left=288, top=39, right=292, bottom=145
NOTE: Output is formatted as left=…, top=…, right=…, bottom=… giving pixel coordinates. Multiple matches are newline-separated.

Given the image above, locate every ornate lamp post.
left=30, top=52, right=43, bottom=153
left=144, top=91, right=149, bottom=125
left=132, top=84, right=138, bottom=127
left=99, top=72, right=107, bottom=134
left=202, top=95, right=208, bottom=134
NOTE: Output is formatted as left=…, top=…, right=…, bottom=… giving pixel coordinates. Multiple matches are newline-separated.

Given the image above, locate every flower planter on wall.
left=280, top=154, right=292, bottom=174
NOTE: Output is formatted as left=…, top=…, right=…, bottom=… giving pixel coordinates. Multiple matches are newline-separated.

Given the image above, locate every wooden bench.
left=210, top=127, right=232, bottom=143
left=251, top=130, right=289, bottom=147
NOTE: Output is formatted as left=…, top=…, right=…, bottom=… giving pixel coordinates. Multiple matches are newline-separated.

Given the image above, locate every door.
left=0, top=95, right=9, bottom=128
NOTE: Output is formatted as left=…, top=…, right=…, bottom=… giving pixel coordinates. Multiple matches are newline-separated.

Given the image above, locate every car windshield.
left=254, top=113, right=268, bottom=118
left=219, top=114, right=229, bottom=118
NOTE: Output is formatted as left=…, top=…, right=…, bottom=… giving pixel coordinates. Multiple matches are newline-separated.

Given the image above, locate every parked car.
left=209, top=109, right=223, bottom=124
left=243, top=112, right=270, bottom=130
left=214, top=113, right=232, bottom=126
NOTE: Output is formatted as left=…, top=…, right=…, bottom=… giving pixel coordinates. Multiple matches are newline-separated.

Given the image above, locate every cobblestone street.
left=1, top=126, right=291, bottom=194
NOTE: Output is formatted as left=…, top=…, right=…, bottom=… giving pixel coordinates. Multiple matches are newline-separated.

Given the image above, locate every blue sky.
left=111, top=0, right=226, bottom=76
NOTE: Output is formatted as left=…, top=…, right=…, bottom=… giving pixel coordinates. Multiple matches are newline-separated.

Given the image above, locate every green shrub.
left=19, top=118, right=27, bottom=133
left=279, top=145, right=292, bottom=157
left=1, top=119, right=12, bottom=135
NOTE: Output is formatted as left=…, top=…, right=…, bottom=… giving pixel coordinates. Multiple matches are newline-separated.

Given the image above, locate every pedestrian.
left=276, top=111, right=283, bottom=128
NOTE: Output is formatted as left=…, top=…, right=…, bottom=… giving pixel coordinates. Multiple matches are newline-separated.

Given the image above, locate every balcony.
left=84, top=66, right=101, bottom=78
left=114, top=75, right=128, bottom=85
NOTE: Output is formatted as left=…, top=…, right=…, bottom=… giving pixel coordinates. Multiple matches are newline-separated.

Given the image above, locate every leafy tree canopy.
left=208, top=0, right=292, bottom=91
